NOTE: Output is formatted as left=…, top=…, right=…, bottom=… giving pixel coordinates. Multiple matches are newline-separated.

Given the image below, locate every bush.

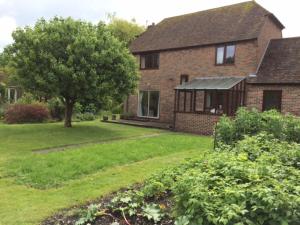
left=0, top=83, right=5, bottom=103
left=47, top=98, right=65, bottom=121
left=4, top=103, right=49, bottom=124
left=75, top=112, right=96, bottom=121
left=172, top=153, right=300, bottom=225
left=0, top=104, right=7, bottom=120
left=16, top=92, right=36, bottom=104
left=111, top=104, right=123, bottom=114
left=84, top=103, right=97, bottom=114
left=234, top=107, right=263, bottom=139
left=215, top=108, right=300, bottom=146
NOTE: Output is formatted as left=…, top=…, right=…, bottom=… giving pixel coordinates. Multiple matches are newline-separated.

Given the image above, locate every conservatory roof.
left=175, top=76, right=245, bottom=90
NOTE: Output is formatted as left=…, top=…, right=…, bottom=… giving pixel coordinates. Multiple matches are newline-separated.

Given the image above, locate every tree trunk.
left=64, top=100, right=74, bottom=128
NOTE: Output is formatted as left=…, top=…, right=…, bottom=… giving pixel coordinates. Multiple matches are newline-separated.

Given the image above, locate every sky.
left=0, top=0, right=299, bottom=51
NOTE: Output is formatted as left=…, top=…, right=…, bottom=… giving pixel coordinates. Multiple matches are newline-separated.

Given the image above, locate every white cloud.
left=0, top=16, right=17, bottom=50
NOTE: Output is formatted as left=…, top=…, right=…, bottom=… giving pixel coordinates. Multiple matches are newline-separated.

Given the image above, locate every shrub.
left=215, top=108, right=300, bottom=146
left=284, top=114, right=300, bottom=143
left=84, top=103, right=97, bottom=114
left=16, top=92, right=36, bottom=104
left=214, top=115, right=235, bottom=145
left=75, top=112, right=96, bottom=121
left=47, top=98, right=65, bottom=121
left=172, top=153, right=300, bottom=225
left=0, top=83, right=5, bottom=103
left=4, top=103, right=49, bottom=124
left=73, top=102, right=83, bottom=114
left=234, top=107, right=263, bottom=139
left=111, top=104, right=123, bottom=114
left=0, top=104, right=7, bottom=120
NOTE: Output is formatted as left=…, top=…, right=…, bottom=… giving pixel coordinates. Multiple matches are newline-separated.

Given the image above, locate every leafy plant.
left=172, top=153, right=300, bottom=225
left=75, top=204, right=101, bottom=225
left=175, top=216, right=190, bottom=225
left=76, top=112, right=96, bottom=121
left=142, top=203, right=164, bottom=223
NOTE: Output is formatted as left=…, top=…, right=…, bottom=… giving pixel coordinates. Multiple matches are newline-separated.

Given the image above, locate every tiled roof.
left=130, top=1, right=284, bottom=53
left=175, top=76, right=245, bottom=90
left=249, top=37, right=300, bottom=84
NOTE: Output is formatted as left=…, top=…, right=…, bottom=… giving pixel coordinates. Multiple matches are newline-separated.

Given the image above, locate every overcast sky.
left=0, top=0, right=299, bottom=51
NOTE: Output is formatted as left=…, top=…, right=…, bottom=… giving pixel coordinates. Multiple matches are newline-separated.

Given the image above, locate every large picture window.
left=140, top=53, right=159, bottom=69
left=138, top=91, right=160, bottom=118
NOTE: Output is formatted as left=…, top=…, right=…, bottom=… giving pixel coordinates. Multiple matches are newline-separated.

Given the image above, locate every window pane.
left=205, top=92, right=212, bottom=108
left=179, top=91, right=185, bottom=111
left=145, top=55, right=151, bottom=68
left=195, top=91, right=204, bottom=111
left=138, top=91, right=149, bottom=116
left=185, top=91, right=192, bottom=112
left=149, top=91, right=159, bottom=117
left=140, top=56, right=145, bottom=69
left=153, top=54, right=159, bottom=68
left=216, top=92, right=225, bottom=114
left=225, top=45, right=235, bottom=64
left=216, top=47, right=224, bottom=64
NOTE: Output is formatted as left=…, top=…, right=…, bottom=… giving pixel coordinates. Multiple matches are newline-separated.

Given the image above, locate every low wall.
left=174, top=112, right=220, bottom=135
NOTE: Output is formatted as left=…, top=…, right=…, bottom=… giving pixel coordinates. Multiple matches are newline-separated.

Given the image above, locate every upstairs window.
left=140, top=53, right=159, bottom=69
left=216, top=44, right=236, bottom=65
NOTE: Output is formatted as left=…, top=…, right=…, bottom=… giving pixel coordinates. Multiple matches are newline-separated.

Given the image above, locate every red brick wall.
left=257, top=17, right=283, bottom=64
left=247, top=84, right=300, bottom=116
left=127, top=40, right=259, bottom=124
left=174, top=112, right=220, bottom=135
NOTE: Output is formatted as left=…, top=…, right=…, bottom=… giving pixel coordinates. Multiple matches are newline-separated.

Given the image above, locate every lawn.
left=0, top=121, right=212, bottom=225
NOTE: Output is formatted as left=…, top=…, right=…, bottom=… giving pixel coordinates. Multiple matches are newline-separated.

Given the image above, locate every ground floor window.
left=138, top=91, right=160, bottom=118
left=263, top=90, right=282, bottom=112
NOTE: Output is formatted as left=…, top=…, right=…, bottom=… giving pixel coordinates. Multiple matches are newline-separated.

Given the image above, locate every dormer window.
left=216, top=44, right=236, bottom=65
left=140, top=53, right=159, bottom=69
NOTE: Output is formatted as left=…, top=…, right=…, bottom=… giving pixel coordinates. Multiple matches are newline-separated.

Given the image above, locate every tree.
left=9, top=17, right=139, bottom=127
left=107, top=14, right=145, bottom=46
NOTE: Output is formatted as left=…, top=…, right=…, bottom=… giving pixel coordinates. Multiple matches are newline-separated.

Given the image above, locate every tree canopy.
left=107, top=14, right=145, bottom=46
left=9, top=17, right=139, bottom=127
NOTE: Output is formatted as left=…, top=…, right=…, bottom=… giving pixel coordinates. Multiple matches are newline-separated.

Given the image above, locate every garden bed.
left=42, top=186, right=175, bottom=225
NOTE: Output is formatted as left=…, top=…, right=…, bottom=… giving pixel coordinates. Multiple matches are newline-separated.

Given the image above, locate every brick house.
left=124, top=1, right=300, bottom=134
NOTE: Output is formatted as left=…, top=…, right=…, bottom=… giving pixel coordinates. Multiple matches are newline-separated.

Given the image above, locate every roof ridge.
left=194, top=76, right=246, bottom=80
left=162, top=1, right=265, bottom=22
left=271, top=36, right=300, bottom=42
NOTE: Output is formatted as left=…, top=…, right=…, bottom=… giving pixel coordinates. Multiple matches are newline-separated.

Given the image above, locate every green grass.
left=0, top=121, right=212, bottom=225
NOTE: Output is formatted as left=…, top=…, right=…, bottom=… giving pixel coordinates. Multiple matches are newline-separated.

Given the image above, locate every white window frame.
left=137, top=90, right=160, bottom=119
